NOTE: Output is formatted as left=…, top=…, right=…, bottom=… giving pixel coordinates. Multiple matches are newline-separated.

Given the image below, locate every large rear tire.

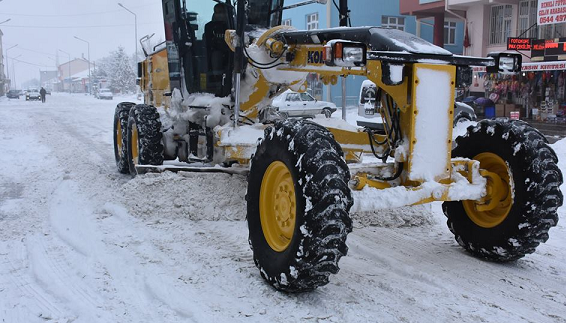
left=247, top=119, right=353, bottom=292
left=443, top=119, right=563, bottom=261
left=127, top=104, right=164, bottom=176
left=114, top=102, right=135, bottom=174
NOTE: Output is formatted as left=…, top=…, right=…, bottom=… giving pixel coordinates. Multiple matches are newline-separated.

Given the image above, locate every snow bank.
left=120, top=172, right=248, bottom=221
left=119, top=170, right=433, bottom=229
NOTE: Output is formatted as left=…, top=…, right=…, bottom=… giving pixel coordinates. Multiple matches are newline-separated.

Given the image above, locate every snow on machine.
left=113, top=0, right=563, bottom=292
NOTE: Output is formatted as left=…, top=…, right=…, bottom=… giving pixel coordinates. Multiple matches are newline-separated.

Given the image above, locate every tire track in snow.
left=25, top=235, right=107, bottom=319
left=2, top=240, right=67, bottom=320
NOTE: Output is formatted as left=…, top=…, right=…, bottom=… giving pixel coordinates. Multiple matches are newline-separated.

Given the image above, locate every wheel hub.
left=131, top=123, right=139, bottom=165
left=463, top=152, right=513, bottom=228
left=116, top=120, right=123, bottom=153
left=260, top=161, right=297, bottom=252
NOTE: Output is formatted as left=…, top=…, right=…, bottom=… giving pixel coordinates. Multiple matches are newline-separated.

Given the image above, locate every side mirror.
left=487, top=52, right=522, bottom=74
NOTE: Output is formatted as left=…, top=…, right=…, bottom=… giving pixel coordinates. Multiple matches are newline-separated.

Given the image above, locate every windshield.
left=101, top=89, right=111, bottom=93
left=247, top=0, right=283, bottom=27
left=300, top=93, right=315, bottom=101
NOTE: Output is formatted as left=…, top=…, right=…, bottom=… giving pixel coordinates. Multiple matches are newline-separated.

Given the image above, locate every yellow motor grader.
left=113, top=0, right=563, bottom=292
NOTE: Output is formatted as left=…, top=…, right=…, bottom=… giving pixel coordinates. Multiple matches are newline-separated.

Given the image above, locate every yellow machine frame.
left=138, top=28, right=508, bottom=211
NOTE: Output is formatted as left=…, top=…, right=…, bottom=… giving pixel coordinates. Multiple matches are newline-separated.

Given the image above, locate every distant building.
left=58, top=58, right=90, bottom=92
left=40, top=70, right=58, bottom=90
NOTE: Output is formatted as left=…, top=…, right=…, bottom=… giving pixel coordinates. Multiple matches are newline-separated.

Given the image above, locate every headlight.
left=342, top=47, right=364, bottom=64
left=323, top=41, right=366, bottom=67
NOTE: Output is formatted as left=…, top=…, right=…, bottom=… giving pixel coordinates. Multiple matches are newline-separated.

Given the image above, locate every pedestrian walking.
left=40, top=87, right=47, bottom=103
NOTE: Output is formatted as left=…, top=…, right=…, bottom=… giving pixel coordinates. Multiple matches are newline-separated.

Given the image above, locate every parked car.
left=97, top=88, right=113, bottom=100
left=453, top=101, right=477, bottom=126
left=7, top=90, right=20, bottom=99
left=26, top=88, right=41, bottom=101
left=271, top=90, right=337, bottom=118
left=358, top=80, right=476, bottom=126
left=358, top=80, right=378, bottom=118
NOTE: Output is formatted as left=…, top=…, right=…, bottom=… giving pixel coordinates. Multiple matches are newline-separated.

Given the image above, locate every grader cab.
left=113, top=0, right=563, bottom=292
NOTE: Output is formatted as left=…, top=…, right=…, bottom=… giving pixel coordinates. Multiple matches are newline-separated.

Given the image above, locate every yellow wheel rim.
left=116, top=120, right=123, bottom=154
left=463, top=152, right=513, bottom=228
left=131, top=123, right=139, bottom=165
left=259, top=161, right=297, bottom=252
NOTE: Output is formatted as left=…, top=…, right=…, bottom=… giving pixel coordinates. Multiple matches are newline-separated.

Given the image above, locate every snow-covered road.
left=0, top=93, right=564, bottom=322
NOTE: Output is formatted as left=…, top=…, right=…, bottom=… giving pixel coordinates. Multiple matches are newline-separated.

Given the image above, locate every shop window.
left=489, top=4, right=513, bottom=45
left=518, top=0, right=538, bottom=38
left=444, top=21, right=457, bottom=45
left=283, top=19, right=292, bottom=26
left=539, top=23, right=566, bottom=39
left=382, top=16, right=405, bottom=31
left=306, top=13, right=318, bottom=30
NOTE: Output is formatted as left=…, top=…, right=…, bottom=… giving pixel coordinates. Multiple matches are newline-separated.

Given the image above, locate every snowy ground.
left=0, top=93, right=565, bottom=322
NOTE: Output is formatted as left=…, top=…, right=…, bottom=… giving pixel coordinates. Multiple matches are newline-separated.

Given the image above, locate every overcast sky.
left=1, top=0, right=165, bottom=88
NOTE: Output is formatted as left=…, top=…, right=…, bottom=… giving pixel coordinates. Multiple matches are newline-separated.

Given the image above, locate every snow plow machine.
left=113, top=0, right=563, bottom=292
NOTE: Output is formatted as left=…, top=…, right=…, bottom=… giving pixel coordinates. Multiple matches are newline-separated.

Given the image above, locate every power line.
left=12, top=57, right=53, bottom=68
left=0, top=3, right=155, bottom=18
left=10, top=45, right=53, bottom=57
left=0, top=22, right=162, bottom=29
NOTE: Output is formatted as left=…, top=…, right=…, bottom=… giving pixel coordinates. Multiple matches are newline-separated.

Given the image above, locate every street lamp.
left=58, top=49, right=71, bottom=93
left=10, top=54, right=21, bottom=90
left=118, top=3, right=138, bottom=62
left=6, top=44, right=17, bottom=90
left=74, top=36, right=91, bottom=95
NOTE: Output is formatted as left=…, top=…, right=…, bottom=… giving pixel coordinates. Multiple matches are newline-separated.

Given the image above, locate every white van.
left=357, top=80, right=476, bottom=126
left=358, top=80, right=378, bottom=118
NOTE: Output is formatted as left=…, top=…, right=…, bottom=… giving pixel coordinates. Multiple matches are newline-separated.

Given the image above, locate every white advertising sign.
left=471, top=61, right=566, bottom=73
left=537, top=0, right=566, bottom=25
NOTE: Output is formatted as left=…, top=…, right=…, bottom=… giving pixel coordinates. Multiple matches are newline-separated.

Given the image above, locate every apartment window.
left=283, top=19, right=292, bottom=26
left=306, top=13, right=318, bottom=30
left=518, top=0, right=538, bottom=38
left=444, top=21, right=457, bottom=45
left=382, top=16, right=405, bottom=31
left=489, top=4, right=513, bottom=45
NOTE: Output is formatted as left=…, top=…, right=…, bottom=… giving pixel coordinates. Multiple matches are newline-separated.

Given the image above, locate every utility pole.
left=10, top=55, right=20, bottom=90
left=74, top=36, right=91, bottom=95
left=118, top=3, right=138, bottom=62
left=339, top=0, right=349, bottom=121
left=6, top=44, right=17, bottom=89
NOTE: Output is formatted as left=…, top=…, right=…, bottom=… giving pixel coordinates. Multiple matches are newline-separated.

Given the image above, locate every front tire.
left=443, top=119, right=563, bottom=261
left=247, top=119, right=353, bottom=292
left=323, top=108, right=332, bottom=118
left=113, top=102, right=135, bottom=174
left=127, top=104, right=164, bottom=176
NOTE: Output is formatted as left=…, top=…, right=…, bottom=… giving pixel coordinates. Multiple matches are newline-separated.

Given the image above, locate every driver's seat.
left=204, top=4, right=231, bottom=96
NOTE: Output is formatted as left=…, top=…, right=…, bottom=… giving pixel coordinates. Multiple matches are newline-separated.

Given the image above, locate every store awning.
left=472, top=61, right=566, bottom=73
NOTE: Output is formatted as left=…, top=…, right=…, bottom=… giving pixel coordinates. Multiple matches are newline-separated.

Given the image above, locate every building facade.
left=282, top=0, right=465, bottom=106
left=444, top=0, right=566, bottom=120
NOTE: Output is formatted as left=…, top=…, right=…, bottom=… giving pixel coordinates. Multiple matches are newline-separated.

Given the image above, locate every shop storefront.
left=471, top=61, right=565, bottom=122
